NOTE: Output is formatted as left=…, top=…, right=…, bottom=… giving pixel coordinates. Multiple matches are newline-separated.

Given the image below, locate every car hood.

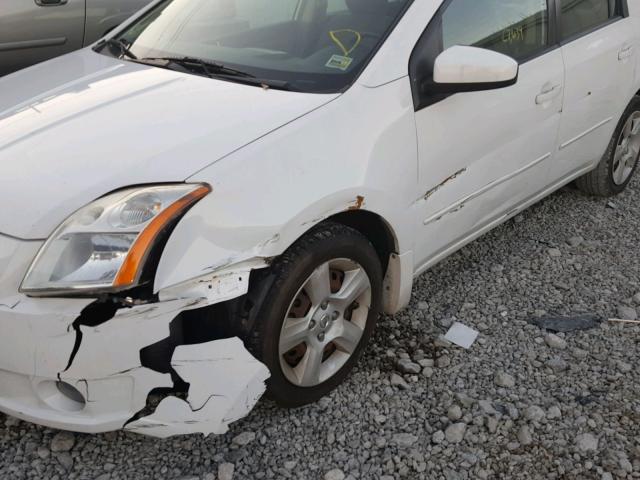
left=0, top=50, right=339, bottom=239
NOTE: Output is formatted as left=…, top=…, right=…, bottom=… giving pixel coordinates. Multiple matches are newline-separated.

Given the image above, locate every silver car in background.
left=0, top=0, right=152, bottom=75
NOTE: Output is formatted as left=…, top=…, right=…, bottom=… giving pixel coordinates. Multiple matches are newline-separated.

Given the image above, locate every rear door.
left=0, top=0, right=85, bottom=76
left=551, top=0, right=636, bottom=180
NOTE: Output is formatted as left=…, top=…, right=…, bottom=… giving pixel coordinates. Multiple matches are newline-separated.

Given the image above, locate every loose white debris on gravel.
left=444, top=322, right=479, bottom=349
left=1, top=181, right=640, bottom=479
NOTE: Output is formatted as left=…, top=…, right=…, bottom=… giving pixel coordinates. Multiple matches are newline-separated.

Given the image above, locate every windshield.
left=99, top=0, right=411, bottom=93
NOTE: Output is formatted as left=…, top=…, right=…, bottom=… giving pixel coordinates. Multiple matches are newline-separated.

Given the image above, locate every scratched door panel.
left=413, top=49, right=564, bottom=266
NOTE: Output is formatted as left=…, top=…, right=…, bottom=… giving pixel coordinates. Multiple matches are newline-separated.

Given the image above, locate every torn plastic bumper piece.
left=126, top=338, right=269, bottom=437
left=0, top=273, right=270, bottom=437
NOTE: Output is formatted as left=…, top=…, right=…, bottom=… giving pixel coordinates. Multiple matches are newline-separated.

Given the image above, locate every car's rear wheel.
left=247, top=223, right=383, bottom=407
left=576, top=96, right=640, bottom=196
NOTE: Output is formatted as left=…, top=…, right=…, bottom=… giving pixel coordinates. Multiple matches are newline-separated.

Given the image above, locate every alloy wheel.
left=278, top=258, right=372, bottom=387
left=613, top=111, right=640, bottom=185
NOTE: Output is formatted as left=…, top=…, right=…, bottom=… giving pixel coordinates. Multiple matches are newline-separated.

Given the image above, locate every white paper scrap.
left=443, top=322, right=479, bottom=349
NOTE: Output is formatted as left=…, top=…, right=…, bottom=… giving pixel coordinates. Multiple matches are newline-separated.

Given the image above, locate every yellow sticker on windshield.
left=325, top=54, right=353, bottom=71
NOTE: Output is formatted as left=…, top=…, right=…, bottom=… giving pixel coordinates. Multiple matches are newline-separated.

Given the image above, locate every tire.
left=246, top=222, right=383, bottom=408
left=576, top=95, right=640, bottom=197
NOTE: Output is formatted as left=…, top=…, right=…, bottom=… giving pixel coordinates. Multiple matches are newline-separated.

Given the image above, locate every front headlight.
left=21, top=184, right=211, bottom=296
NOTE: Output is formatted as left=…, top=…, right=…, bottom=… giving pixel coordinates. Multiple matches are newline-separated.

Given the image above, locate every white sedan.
left=0, top=0, right=638, bottom=437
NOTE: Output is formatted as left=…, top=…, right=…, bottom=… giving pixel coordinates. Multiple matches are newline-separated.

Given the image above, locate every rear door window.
left=559, top=0, right=622, bottom=40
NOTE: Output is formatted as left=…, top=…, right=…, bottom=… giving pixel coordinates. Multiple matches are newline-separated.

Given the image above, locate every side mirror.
left=432, top=45, right=519, bottom=94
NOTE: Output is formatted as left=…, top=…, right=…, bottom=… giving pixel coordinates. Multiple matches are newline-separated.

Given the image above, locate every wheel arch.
left=313, top=210, right=412, bottom=315
left=325, top=209, right=398, bottom=275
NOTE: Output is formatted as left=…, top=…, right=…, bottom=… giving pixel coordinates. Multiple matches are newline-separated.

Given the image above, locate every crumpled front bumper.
left=0, top=234, right=270, bottom=437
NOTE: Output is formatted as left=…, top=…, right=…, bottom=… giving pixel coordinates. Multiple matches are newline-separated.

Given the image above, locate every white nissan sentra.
left=1, top=0, right=639, bottom=437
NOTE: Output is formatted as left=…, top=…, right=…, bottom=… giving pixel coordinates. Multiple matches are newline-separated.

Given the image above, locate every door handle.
left=35, top=0, right=68, bottom=6
left=535, top=84, right=562, bottom=105
left=619, top=44, right=634, bottom=61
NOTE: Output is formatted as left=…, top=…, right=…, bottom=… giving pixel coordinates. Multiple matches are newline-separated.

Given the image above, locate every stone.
left=375, top=415, right=387, bottom=424
left=392, top=433, right=418, bottom=448
left=547, top=357, right=569, bottom=372
left=494, top=372, right=515, bottom=388
left=56, top=452, right=73, bottom=470
left=324, top=469, right=346, bottom=480
left=455, top=393, right=475, bottom=408
left=438, top=317, right=454, bottom=329
left=486, top=417, right=499, bottom=434
left=390, top=373, right=409, bottom=390
left=422, top=367, right=434, bottom=378
left=548, top=248, right=562, bottom=258
left=572, top=348, right=588, bottom=359
left=478, top=400, right=499, bottom=416
left=567, top=236, right=584, bottom=247
left=617, top=361, right=632, bottom=373
left=396, top=359, right=421, bottom=375
left=4, top=416, right=20, bottom=428
left=547, top=406, right=562, bottom=419
left=432, top=430, right=445, bottom=444
left=232, top=431, right=256, bottom=446
left=218, top=463, right=235, bottom=480
left=434, top=336, right=452, bottom=348
left=418, top=359, right=434, bottom=368
left=517, top=426, right=533, bottom=445
left=36, top=447, right=50, bottom=460
left=544, top=333, right=567, bottom=350
left=447, top=405, right=463, bottom=421
left=617, top=306, right=638, bottom=320
left=436, top=356, right=451, bottom=368
left=575, top=433, right=598, bottom=452
left=444, top=423, right=466, bottom=443
left=524, top=406, right=545, bottom=422
left=50, top=432, right=75, bottom=453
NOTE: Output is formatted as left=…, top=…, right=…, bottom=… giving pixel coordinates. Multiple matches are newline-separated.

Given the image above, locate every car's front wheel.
left=247, top=223, right=383, bottom=407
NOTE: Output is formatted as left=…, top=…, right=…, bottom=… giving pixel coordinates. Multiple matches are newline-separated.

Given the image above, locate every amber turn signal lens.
left=113, top=185, right=211, bottom=289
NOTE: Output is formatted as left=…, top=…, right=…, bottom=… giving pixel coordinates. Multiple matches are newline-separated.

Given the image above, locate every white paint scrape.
left=125, top=338, right=270, bottom=437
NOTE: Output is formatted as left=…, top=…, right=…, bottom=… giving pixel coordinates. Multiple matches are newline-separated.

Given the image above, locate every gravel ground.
left=1, top=177, right=639, bottom=480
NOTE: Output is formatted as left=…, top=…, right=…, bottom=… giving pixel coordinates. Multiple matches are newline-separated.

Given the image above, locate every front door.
left=410, top=0, right=564, bottom=270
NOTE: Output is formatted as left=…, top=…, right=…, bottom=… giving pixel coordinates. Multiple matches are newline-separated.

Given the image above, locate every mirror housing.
left=431, top=46, right=519, bottom=94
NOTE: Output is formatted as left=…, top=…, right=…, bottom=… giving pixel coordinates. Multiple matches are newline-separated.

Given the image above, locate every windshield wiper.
left=138, top=56, right=298, bottom=91
left=96, top=38, right=138, bottom=60
left=141, top=56, right=255, bottom=79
